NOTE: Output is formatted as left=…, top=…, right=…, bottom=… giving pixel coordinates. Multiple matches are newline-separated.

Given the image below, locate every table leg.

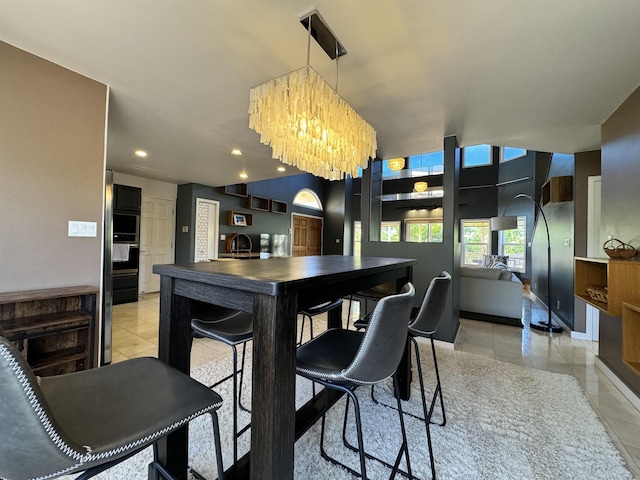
left=154, top=276, right=192, bottom=480
left=251, top=292, right=298, bottom=479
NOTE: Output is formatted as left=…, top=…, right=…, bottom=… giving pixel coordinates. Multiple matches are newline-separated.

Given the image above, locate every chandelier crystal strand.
left=248, top=65, right=376, bottom=180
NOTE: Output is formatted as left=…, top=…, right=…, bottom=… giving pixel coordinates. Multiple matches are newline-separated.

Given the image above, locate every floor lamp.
left=490, top=193, right=563, bottom=333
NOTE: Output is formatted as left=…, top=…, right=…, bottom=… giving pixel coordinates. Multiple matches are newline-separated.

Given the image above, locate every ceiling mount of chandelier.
left=248, top=11, right=377, bottom=181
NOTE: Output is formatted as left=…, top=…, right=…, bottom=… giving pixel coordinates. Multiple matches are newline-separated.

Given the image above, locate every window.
left=292, top=188, right=323, bottom=210
left=498, top=216, right=526, bottom=272
left=500, top=147, right=527, bottom=163
left=380, top=221, right=401, bottom=242
left=405, top=219, right=443, bottom=243
left=353, top=221, right=362, bottom=256
left=462, top=144, right=492, bottom=168
left=461, top=219, right=491, bottom=266
left=407, top=151, right=444, bottom=176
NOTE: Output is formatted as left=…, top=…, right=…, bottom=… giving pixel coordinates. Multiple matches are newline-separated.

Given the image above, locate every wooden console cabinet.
left=0, top=286, right=98, bottom=376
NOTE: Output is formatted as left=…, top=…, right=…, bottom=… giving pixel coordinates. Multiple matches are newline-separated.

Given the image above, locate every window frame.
left=404, top=218, right=443, bottom=243
left=500, top=146, right=527, bottom=163
left=498, top=215, right=526, bottom=272
left=462, top=144, right=492, bottom=168
left=460, top=218, right=492, bottom=266
left=380, top=221, right=401, bottom=242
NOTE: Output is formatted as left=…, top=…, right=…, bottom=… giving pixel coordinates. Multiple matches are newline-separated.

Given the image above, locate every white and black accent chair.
left=296, top=283, right=416, bottom=479
left=0, top=334, right=225, bottom=480
left=297, top=298, right=343, bottom=346
left=190, top=302, right=253, bottom=466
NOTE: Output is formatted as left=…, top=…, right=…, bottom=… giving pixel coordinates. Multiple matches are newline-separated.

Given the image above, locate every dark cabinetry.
left=114, top=184, right=142, bottom=213
left=0, top=286, right=97, bottom=376
left=112, top=184, right=141, bottom=304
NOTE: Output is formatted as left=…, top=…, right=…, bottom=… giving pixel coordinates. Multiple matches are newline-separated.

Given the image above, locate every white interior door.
left=139, top=195, right=175, bottom=294
left=586, top=175, right=602, bottom=341
left=194, top=198, right=220, bottom=262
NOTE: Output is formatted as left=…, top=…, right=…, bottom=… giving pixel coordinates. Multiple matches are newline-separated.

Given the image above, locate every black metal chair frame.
left=296, top=283, right=416, bottom=479
left=309, top=372, right=413, bottom=479
left=368, top=271, right=452, bottom=480
left=191, top=307, right=253, bottom=467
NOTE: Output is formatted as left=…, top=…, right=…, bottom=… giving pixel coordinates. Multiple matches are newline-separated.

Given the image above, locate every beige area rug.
left=60, top=345, right=634, bottom=479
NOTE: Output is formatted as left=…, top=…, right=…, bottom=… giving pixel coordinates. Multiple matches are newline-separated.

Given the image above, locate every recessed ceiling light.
left=277, top=166, right=286, bottom=172
left=239, top=172, right=248, bottom=179
left=230, top=148, right=243, bottom=156
left=134, top=150, right=148, bottom=158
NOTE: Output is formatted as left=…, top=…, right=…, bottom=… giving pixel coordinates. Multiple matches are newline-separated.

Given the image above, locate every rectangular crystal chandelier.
left=248, top=12, right=377, bottom=181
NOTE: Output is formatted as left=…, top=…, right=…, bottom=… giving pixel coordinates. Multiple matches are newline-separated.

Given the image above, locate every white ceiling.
left=3, top=1, right=640, bottom=187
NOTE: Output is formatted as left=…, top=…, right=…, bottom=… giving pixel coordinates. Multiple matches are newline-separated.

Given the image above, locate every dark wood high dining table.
left=153, top=255, right=416, bottom=480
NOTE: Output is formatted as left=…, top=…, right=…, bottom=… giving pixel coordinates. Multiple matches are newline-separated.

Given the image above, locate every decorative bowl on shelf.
left=603, top=238, right=637, bottom=259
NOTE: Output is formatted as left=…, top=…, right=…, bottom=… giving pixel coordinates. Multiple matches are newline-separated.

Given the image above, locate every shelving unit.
left=222, top=183, right=248, bottom=197
left=0, top=286, right=97, bottom=376
left=227, top=210, right=253, bottom=226
left=541, top=175, right=572, bottom=206
left=574, top=257, right=640, bottom=316
left=622, top=302, right=640, bottom=375
left=246, top=195, right=270, bottom=211
left=270, top=199, right=288, bottom=214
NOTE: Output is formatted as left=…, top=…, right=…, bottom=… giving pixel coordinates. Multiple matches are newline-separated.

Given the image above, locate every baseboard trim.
left=460, top=310, right=523, bottom=328
left=595, top=356, right=640, bottom=413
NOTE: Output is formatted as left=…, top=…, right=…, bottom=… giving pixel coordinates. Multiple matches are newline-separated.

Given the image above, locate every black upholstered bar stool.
left=362, top=271, right=451, bottom=479
left=191, top=302, right=253, bottom=467
left=0, top=333, right=225, bottom=480
left=348, top=281, right=396, bottom=329
left=296, top=283, right=416, bottom=479
left=297, top=298, right=343, bottom=345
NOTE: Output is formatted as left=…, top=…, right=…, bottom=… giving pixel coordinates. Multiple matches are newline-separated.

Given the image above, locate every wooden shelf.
left=542, top=176, right=572, bottom=206
left=270, top=199, right=288, bottom=214
left=246, top=195, right=270, bottom=212
left=0, top=286, right=97, bottom=376
left=622, top=302, right=640, bottom=376
left=221, top=183, right=248, bottom=197
left=574, top=257, right=640, bottom=316
left=226, top=211, right=253, bottom=226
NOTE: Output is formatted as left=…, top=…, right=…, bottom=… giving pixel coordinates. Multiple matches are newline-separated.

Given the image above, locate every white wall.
left=112, top=172, right=177, bottom=200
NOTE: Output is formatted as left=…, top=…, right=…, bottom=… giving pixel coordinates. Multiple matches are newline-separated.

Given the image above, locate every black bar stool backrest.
left=343, top=282, right=415, bottom=385
left=409, top=271, right=451, bottom=336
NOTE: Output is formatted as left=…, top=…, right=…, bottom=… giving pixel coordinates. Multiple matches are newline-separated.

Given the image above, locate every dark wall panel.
left=599, top=85, right=640, bottom=397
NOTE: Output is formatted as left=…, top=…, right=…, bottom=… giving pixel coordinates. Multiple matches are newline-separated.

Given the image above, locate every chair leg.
left=238, top=341, right=251, bottom=413
left=429, top=336, right=446, bottom=427
left=230, top=344, right=239, bottom=465
left=320, top=386, right=368, bottom=479
left=412, top=337, right=436, bottom=479
left=341, top=376, right=415, bottom=479
left=209, top=410, right=226, bottom=480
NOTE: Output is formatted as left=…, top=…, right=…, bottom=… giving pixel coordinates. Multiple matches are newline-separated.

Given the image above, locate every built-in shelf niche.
left=622, top=302, right=640, bottom=376
left=226, top=211, right=253, bottom=226
left=541, top=176, right=572, bottom=206
left=222, top=183, right=248, bottom=198
left=270, top=199, right=288, bottom=214
left=574, top=256, right=640, bottom=316
left=246, top=195, right=270, bottom=212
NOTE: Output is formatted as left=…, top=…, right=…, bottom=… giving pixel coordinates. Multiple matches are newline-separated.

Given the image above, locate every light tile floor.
left=112, top=293, right=640, bottom=478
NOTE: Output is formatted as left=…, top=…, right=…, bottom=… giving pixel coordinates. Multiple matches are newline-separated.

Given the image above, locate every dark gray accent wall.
left=599, top=85, right=640, bottom=395
left=175, top=174, right=328, bottom=263
left=360, top=136, right=461, bottom=343
left=530, top=153, right=575, bottom=329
